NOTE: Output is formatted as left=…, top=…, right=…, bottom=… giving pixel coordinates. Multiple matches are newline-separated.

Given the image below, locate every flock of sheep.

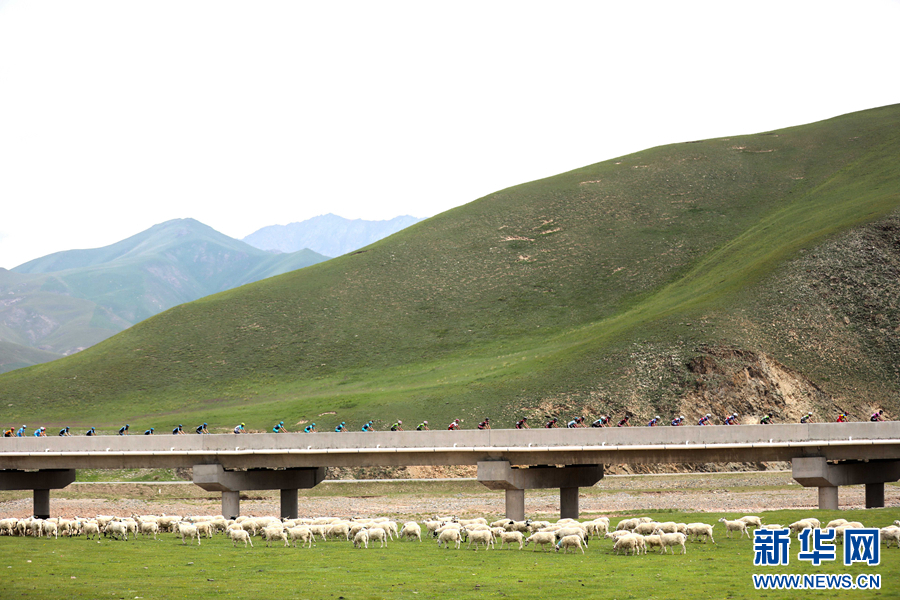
left=2, top=513, right=898, bottom=555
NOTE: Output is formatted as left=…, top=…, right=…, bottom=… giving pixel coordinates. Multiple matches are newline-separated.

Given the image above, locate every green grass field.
left=2, top=508, right=897, bottom=600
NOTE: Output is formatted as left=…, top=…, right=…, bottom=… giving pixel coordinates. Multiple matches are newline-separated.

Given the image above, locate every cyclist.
left=172, top=424, right=185, bottom=435
left=33, top=427, right=47, bottom=437
left=871, top=409, right=886, bottom=422
left=273, top=421, right=287, bottom=433
left=448, top=419, right=461, bottom=430
left=86, top=427, right=96, bottom=436
left=477, top=418, right=491, bottom=430
left=591, top=415, right=610, bottom=428
left=647, top=416, right=661, bottom=427
left=196, top=423, right=209, bottom=434
left=335, top=421, right=347, bottom=433
left=234, top=423, right=246, bottom=434
left=670, top=415, right=684, bottom=427
left=545, top=418, right=559, bottom=428
left=760, top=413, right=775, bottom=425
left=3, top=427, right=14, bottom=437
left=724, top=413, right=739, bottom=425
left=59, top=427, right=71, bottom=436
left=567, top=417, right=584, bottom=428
left=698, top=414, right=711, bottom=426
left=390, top=420, right=404, bottom=432
left=515, top=417, right=530, bottom=429
left=800, top=412, right=813, bottom=424
left=143, top=428, right=155, bottom=435
left=416, top=421, right=429, bottom=431
left=16, top=425, right=27, bottom=437
left=304, top=423, right=317, bottom=433
left=617, top=415, right=630, bottom=427
left=117, top=424, right=130, bottom=435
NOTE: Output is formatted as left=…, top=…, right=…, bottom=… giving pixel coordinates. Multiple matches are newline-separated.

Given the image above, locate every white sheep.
left=41, top=521, right=58, bottom=540
left=505, top=519, right=533, bottom=533
left=613, top=533, right=644, bottom=556
left=686, top=523, right=715, bottom=544
left=825, top=519, right=849, bottom=530
left=653, top=530, right=687, bottom=554
left=738, top=516, right=763, bottom=529
left=524, top=531, right=556, bottom=551
left=642, top=534, right=663, bottom=553
left=263, top=526, right=289, bottom=547
left=437, top=527, right=466, bottom=549
left=288, top=526, right=314, bottom=548
left=490, top=519, right=512, bottom=529
left=83, top=521, right=100, bottom=540
left=653, top=521, right=679, bottom=534
left=366, top=526, right=388, bottom=548
left=555, top=526, right=588, bottom=546
left=353, top=529, right=369, bottom=549
left=555, top=534, right=585, bottom=554
left=616, top=518, right=640, bottom=531
left=467, top=529, right=494, bottom=551
left=195, top=522, right=214, bottom=539
left=880, top=526, right=900, bottom=548
left=718, top=518, right=750, bottom=539
left=229, top=528, right=253, bottom=548
left=788, top=520, right=818, bottom=537
left=606, top=530, right=633, bottom=541
left=760, top=524, right=784, bottom=530
left=498, top=530, right=524, bottom=550
left=140, top=521, right=159, bottom=540
left=177, top=522, right=201, bottom=545
left=326, top=521, right=351, bottom=541
left=894, top=520, right=900, bottom=528
left=104, top=521, right=128, bottom=541
left=399, top=522, right=422, bottom=542
left=459, top=518, right=488, bottom=527
left=633, top=521, right=660, bottom=536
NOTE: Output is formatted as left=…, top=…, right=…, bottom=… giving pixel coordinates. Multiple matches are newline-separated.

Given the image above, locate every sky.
left=1, top=1, right=898, bottom=269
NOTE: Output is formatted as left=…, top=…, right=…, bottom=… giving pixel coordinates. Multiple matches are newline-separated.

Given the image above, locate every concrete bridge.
left=2, top=422, right=898, bottom=519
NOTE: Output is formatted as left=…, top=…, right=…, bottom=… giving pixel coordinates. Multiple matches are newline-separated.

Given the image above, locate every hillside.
left=0, top=219, right=329, bottom=372
left=1, top=105, right=898, bottom=432
left=242, top=214, right=423, bottom=257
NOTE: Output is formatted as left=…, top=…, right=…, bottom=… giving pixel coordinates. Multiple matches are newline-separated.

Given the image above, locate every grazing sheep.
left=718, top=518, right=750, bottom=539
left=613, top=533, right=644, bottom=556
left=467, top=529, right=494, bottom=551
left=366, top=526, right=388, bottom=548
left=616, top=518, right=640, bottom=531
left=0, top=518, right=16, bottom=536
left=288, top=526, right=314, bottom=548
left=228, top=528, right=253, bottom=548
left=195, top=522, right=214, bottom=539
left=686, top=523, right=715, bottom=544
left=880, top=526, right=900, bottom=548
left=653, top=522, right=679, bottom=534
left=642, top=534, right=663, bottom=553
left=555, top=527, right=588, bottom=546
left=555, top=534, right=585, bottom=554
left=505, top=519, right=533, bottom=533
left=139, top=521, right=159, bottom=540
left=738, top=516, right=763, bottom=529
left=761, top=524, right=784, bottom=530
left=353, top=529, right=369, bottom=549
left=326, top=521, right=351, bottom=541
left=104, top=521, right=128, bottom=541
left=653, top=530, right=687, bottom=555
left=263, top=526, right=289, bottom=547
left=177, top=522, right=201, bottom=545
left=788, top=520, right=818, bottom=536
left=805, top=518, right=821, bottom=529
left=524, top=531, right=557, bottom=552
left=825, top=519, right=849, bottom=530
left=41, top=521, right=58, bottom=540
left=634, top=522, right=661, bottom=536
left=82, top=521, right=100, bottom=540
left=498, top=530, right=524, bottom=550
left=399, top=522, right=422, bottom=542
left=490, top=519, right=512, bottom=529
left=459, top=518, right=488, bottom=527
left=437, top=527, right=466, bottom=549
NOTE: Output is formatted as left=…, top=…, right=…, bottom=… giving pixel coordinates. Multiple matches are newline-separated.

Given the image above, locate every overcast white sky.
left=1, top=1, right=898, bottom=269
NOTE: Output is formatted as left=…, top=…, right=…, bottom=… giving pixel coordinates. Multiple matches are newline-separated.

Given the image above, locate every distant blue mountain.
left=242, top=214, right=422, bottom=257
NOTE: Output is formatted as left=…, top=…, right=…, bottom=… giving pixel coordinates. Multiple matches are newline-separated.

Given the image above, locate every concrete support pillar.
left=193, top=464, right=325, bottom=519
left=33, top=489, right=50, bottom=519
left=281, top=489, right=299, bottom=520
left=477, top=461, right=603, bottom=520
left=818, top=486, right=839, bottom=511
left=560, top=487, right=579, bottom=520
left=865, top=482, right=884, bottom=509
left=222, top=491, right=241, bottom=520
left=0, top=469, right=76, bottom=519
left=505, top=489, right=525, bottom=521
left=793, top=457, right=900, bottom=510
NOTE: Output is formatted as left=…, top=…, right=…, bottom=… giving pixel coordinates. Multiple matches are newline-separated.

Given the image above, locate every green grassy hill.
left=2, top=105, right=899, bottom=432
left=0, top=219, right=328, bottom=372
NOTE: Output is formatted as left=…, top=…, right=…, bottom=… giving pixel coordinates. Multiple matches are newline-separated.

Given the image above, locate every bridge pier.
left=0, top=469, right=76, bottom=518
left=792, top=457, right=900, bottom=509
left=193, top=464, right=325, bottom=519
left=477, top=461, right=603, bottom=520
